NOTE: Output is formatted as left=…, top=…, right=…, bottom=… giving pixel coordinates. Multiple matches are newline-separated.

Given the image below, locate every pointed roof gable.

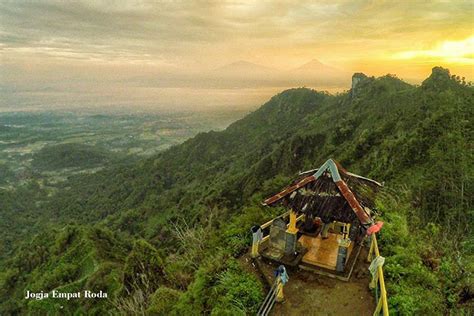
left=263, top=159, right=381, bottom=225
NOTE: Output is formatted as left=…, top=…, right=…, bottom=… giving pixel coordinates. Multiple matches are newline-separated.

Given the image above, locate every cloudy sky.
left=1, top=0, right=473, bottom=111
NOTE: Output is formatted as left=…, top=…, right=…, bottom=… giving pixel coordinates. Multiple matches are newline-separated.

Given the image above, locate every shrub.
left=147, top=287, right=182, bottom=316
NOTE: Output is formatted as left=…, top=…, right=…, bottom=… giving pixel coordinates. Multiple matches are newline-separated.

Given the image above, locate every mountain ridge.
left=0, top=67, right=472, bottom=315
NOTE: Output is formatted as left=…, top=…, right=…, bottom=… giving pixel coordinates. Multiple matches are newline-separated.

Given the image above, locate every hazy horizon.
left=1, top=1, right=473, bottom=112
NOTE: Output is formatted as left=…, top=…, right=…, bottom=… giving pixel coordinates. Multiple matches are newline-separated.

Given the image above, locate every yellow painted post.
left=275, top=265, right=288, bottom=303
left=367, top=235, right=375, bottom=262
left=286, top=209, right=298, bottom=234
left=369, top=234, right=389, bottom=316
left=378, top=266, right=389, bottom=316
left=373, top=297, right=383, bottom=316
left=276, top=279, right=284, bottom=302
left=343, top=223, right=351, bottom=239
left=251, top=240, right=259, bottom=258
left=250, top=225, right=262, bottom=258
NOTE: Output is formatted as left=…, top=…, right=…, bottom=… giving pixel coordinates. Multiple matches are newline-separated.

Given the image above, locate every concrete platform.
left=299, top=233, right=353, bottom=270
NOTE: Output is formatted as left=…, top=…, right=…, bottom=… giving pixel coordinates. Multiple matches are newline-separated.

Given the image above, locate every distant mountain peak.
left=303, top=58, right=326, bottom=66
left=290, top=59, right=348, bottom=81
left=293, top=59, right=340, bottom=70
left=215, top=60, right=276, bottom=72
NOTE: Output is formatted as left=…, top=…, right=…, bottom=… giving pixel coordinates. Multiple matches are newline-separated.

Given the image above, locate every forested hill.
left=1, top=67, right=472, bottom=315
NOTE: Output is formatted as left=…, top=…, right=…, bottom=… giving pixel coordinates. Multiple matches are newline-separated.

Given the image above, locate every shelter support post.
left=251, top=225, right=263, bottom=258
left=251, top=241, right=259, bottom=258
left=284, top=209, right=299, bottom=255
left=276, top=279, right=284, bottom=302
left=286, top=209, right=298, bottom=234
left=336, top=223, right=351, bottom=272
left=275, top=265, right=288, bottom=303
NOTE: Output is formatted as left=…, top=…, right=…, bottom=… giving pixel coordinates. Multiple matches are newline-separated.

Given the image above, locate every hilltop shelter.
left=254, top=159, right=382, bottom=279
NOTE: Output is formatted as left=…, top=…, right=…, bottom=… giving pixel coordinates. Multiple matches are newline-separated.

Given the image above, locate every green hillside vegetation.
left=32, top=143, right=112, bottom=171
left=1, top=226, right=128, bottom=314
left=0, top=163, right=15, bottom=184
left=0, top=67, right=472, bottom=315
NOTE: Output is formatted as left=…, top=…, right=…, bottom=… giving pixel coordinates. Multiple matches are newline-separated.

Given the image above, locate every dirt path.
left=240, top=248, right=375, bottom=316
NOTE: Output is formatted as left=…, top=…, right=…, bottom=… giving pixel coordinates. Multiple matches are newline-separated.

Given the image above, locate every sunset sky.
left=1, top=0, right=473, bottom=111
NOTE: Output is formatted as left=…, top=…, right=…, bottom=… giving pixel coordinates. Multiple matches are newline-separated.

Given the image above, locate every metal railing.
left=257, top=279, right=278, bottom=316
left=367, top=234, right=389, bottom=316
